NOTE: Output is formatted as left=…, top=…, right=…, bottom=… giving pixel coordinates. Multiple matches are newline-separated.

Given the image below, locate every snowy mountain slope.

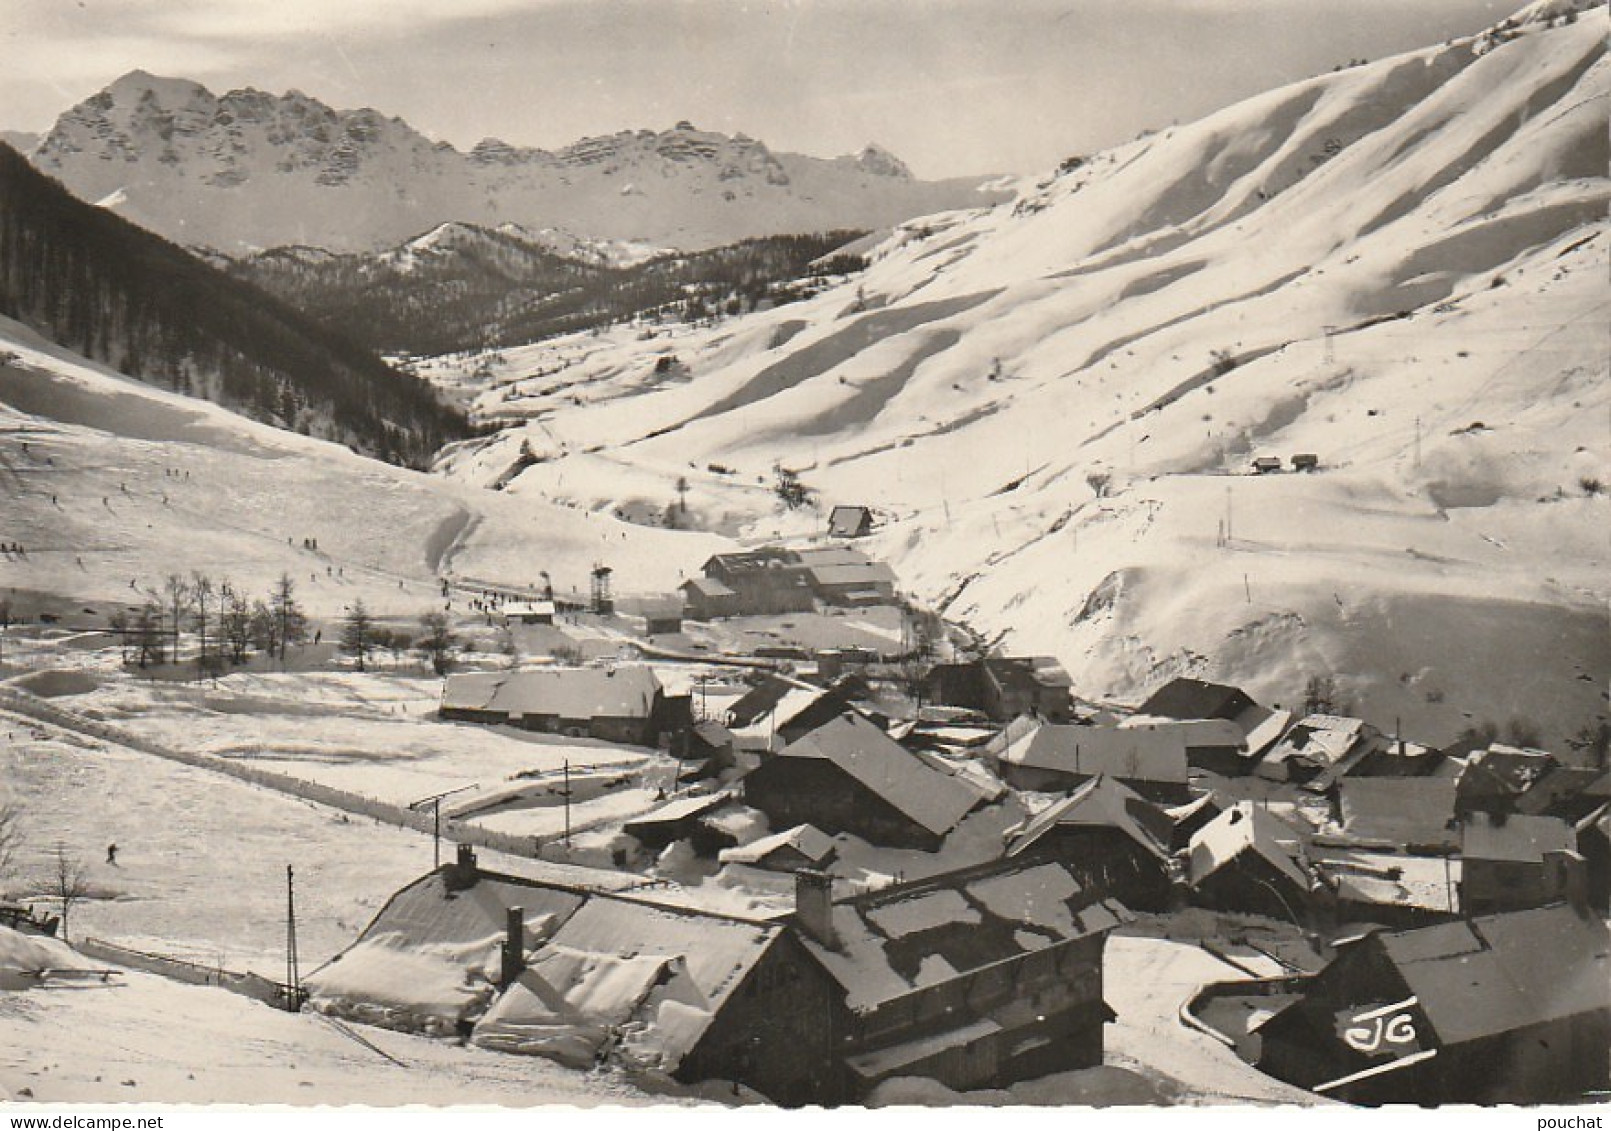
left=0, top=315, right=732, bottom=619
left=26, top=71, right=1004, bottom=253
left=432, top=13, right=1610, bottom=749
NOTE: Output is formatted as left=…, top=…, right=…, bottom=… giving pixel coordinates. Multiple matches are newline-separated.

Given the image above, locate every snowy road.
left=1104, top=934, right=1320, bottom=1105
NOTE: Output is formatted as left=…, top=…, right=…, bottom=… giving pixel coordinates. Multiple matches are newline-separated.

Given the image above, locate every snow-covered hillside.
left=431, top=13, right=1610, bottom=749
left=0, top=314, right=733, bottom=618
left=24, top=71, right=1004, bottom=253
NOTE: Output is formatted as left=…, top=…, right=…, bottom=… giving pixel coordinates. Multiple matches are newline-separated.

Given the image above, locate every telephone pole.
left=285, top=865, right=302, bottom=1013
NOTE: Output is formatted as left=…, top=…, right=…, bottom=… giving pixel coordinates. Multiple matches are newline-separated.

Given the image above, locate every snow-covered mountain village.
left=0, top=0, right=1608, bottom=1114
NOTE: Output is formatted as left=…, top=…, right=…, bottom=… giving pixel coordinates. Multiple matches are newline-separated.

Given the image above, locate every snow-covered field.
left=0, top=955, right=672, bottom=1106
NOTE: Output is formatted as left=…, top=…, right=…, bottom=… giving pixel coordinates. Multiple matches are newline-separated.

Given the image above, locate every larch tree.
left=342, top=599, right=374, bottom=672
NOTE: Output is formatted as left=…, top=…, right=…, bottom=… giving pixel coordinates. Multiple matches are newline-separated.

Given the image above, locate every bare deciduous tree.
left=51, top=842, right=91, bottom=942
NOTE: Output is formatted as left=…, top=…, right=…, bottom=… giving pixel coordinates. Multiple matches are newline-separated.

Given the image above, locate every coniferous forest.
left=0, top=143, right=469, bottom=467
left=225, top=228, right=868, bottom=357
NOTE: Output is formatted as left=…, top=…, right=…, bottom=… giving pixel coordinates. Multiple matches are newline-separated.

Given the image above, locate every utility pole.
left=408, top=785, right=475, bottom=869
left=285, top=865, right=301, bottom=1013
left=1225, top=483, right=1234, bottom=544
left=562, top=760, right=572, bottom=848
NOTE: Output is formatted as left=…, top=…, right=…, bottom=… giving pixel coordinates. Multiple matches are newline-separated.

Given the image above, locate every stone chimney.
left=500, top=906, right=526, bottom=988
left=444, top=843, right=479, bottom=892
left=794, top=869, right=839, bottom=950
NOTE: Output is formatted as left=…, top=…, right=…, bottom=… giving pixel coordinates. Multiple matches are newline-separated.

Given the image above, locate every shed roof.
left=1372, top=904, right=1611, bottom=1046
left=1000, top=722, right=1189, bottom=785
left=777, top=712, right=984, bottom=839
left=719, top=824, right=838, bottom=868
left=1006, top=775, right=1174, bottom=862
left=622, top=792, right=732, bottom=835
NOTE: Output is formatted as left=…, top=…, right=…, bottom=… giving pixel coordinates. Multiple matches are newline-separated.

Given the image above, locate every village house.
left=1332, top=777, right=1460, bottom=854
left=1458, top=811, right=1583, bottom=915
left=439, top=665, right=671, bottom=746
left=501, top=599, right=555, bottom=625
left=700, top=548, right=817, bottom=615
left=1135, top=678, right=1293, bottom=776
left=1453, top=743, right=1556, bottom=816
left=1187, top=802, right=1315, bottom=922
left=981, top=655, right=1076, bottom=723
left=1577, top=803, right=1611, bottom=915
left=794, top=547, right=898, bottom=607
left=742, top=712, right=989, bottom=850
left=989, top=719, right=1191, bottom=803
left=921, top=655, right=1077, bottom=724
left=1253, top=903, right=1611, bottom=1104
left=637, top=595, right=684, bottom=635
left=679, top=576, right=742, bottom=621
left=622, top=792, right=737, bottom=854
left=678, top=719, right=737, bottom=780
left=307, top=846, right=843, bottom=1105
left=827, top=505, right=875, bottom=539
left=1005, top=774, right=1177, bottom=911
left=1456, top=744, right=1611, bottom=823
left=791, top=861, right=1130, bottom=1097
left=1311, top=848, right=1461, bottom=930
left=1257, top=713, right=1383, bottom=786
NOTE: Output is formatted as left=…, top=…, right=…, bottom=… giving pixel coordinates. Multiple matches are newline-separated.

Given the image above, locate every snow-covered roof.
left=680, top=576, right=737, bottom=598
left=719, top=824, right=838, bottom=868
left=803, top=858, right=1130, bottom=1012
left=310, top=862, right=784, bottom=1072
left=1120, top=715, right=1247, bottom=749
left=795, top=546, right=873, bottom=567
left=778, top=713, right=984, bottom=838
left=441, top=665, right=662, bottom=721
left=539, top=896, right=782, bottom=1068
left=503, top=600, right=555, bottom=617
left=1188, top=802, right=1310, bottom=892
left=1258, top=714, right=1378, bottom=779
left=622, top=791, right=731, bottom=832
left=1313, top=849, right=1460, bottom=914
left=1461, top=811, right=1576, bottom=864
left=1372, top=905, right=1611, bottom=1046
left=1000, top=722, right=1189, bottom=784
left=1337, top=777, right=1460, bottom=849
left=805, top=561, right=897, bottom=588
left=1006, top=775, right=1174, bottom=862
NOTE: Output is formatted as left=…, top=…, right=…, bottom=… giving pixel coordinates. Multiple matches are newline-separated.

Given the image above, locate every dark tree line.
left=0, top=143, right=469, bottom=468
left=111, top=571, right=307, bottom=672
left=226, top=226, right=868, bottom=356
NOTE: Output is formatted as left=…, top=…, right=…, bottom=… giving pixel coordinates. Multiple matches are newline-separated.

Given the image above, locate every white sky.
left=2, top=0, right=1512, bottom=178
